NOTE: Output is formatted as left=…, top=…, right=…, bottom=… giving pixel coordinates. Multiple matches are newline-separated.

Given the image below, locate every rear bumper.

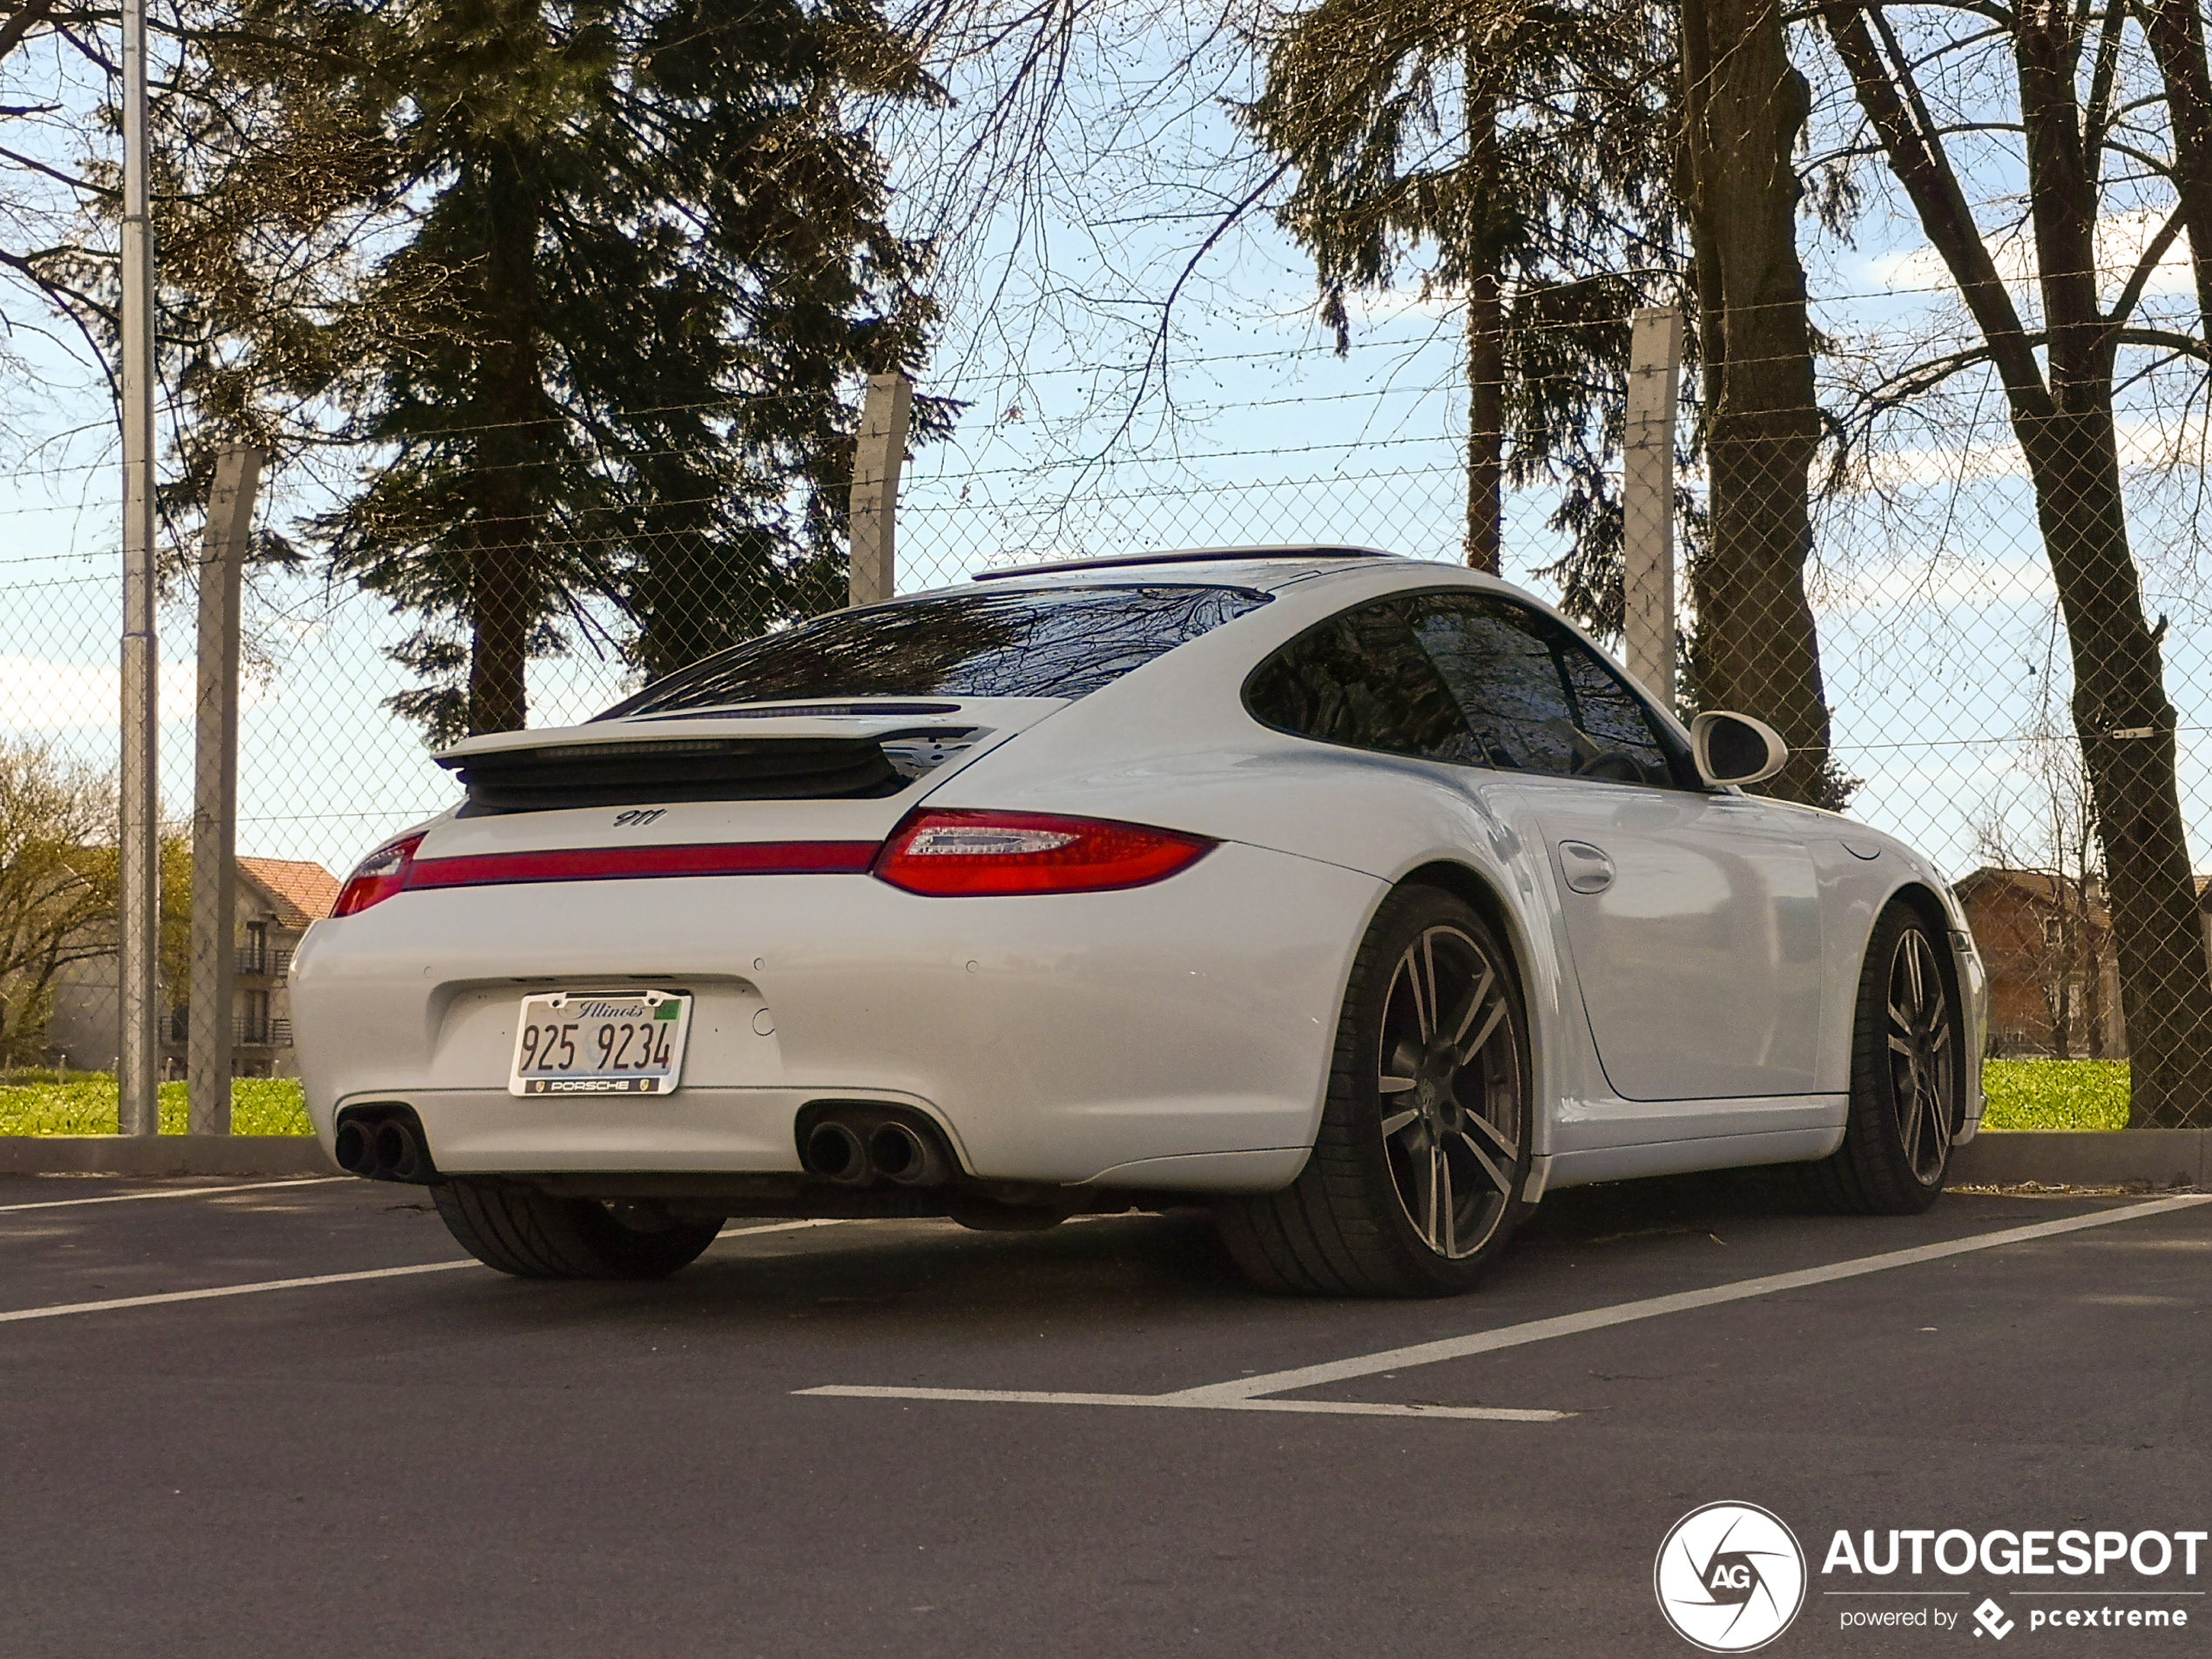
left=293, top=840, right=1381, bottom=1189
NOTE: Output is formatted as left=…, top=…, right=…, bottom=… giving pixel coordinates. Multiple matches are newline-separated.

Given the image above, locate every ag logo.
left=1654, top=1501, right=1807, bottom=1653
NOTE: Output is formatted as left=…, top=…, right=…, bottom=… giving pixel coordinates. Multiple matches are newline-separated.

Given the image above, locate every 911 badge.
left=1655, top=1502, right=1807, bottom=1652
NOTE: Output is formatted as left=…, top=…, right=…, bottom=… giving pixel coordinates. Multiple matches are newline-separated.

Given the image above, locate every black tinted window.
left=1407, top=595, right=1677, bottom=786
left=1244, top=601, right=1478, bottom=762
left=604, top=585, right=1268, bottom=716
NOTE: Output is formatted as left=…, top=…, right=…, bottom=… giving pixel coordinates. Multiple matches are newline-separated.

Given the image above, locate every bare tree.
left=1815, top=0, right=2212, bottom=1125
left=1976, top=734, right=2108, bottom=1060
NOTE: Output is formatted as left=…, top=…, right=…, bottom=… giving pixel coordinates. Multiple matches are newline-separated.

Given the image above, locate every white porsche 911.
left=293, top=547, right=1985, bottom=1295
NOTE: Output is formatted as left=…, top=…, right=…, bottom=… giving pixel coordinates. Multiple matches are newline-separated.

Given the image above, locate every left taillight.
left=873, top=810, right=1215, bottom=897
left=332, top=833, right=427, bottom=917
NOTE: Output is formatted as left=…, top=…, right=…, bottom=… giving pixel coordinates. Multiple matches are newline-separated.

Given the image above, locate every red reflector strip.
left=406, top=841, right=880, bottom=890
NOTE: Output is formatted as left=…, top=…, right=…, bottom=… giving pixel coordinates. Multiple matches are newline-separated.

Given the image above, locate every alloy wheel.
left=1375, top=923, right=1524, bottom=1260
left=1886, top=927, right=1956, bottom=1184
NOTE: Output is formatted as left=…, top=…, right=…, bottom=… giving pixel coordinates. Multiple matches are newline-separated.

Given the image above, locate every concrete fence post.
left=188, top=446, right=263, bottom=1136
left=1623, top=306, right=1683, bottom=705
left=848, top=373, right=913, bottom=609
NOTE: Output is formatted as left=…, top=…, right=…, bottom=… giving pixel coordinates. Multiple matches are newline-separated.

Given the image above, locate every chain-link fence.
left=4, top=311, right=2210, bottom=1121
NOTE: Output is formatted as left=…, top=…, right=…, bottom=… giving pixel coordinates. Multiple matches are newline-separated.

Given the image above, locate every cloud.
left=1865, top=207, right=2196, bottom=302
left=1844, top=408, right=2212, bottom=493
left=1811, top=556, right=2056, bottom=613
left=0, top=658, right=269, bottom=731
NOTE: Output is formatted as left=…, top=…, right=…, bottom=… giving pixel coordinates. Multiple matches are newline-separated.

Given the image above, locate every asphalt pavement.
left=2, top=1170, right=2205, bottom=1658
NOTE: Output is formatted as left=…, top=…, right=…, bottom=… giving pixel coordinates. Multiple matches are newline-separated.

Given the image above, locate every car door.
left=1404, top=593, right=1824, bottom=1104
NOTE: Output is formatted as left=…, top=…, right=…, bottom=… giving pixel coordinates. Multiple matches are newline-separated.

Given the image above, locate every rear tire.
left=433, top=1178, right=724, bottom=1278
left=1803, top=902, right=1963, bottom=1216
left=1218, top=885, right=1532, bottom=1297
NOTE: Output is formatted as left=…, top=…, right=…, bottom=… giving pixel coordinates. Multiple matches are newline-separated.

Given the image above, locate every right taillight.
left=872, top=810, right=1215, bottom=896
left=332, top=833, right=427, bottom=917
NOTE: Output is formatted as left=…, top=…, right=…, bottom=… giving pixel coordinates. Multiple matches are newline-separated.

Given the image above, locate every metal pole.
left=117, top=0, right=159, bottom=1135
left=1623, top=306, right=1682, bottom=706
left=188, top=446, right=261, bottom=1136
left=847, top=373, right=913, bottom=608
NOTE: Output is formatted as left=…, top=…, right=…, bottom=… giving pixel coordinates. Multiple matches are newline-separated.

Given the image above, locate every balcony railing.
left=235, top=948, right=293, bottom=980
left=163, top=1010, right=293, bottom=1048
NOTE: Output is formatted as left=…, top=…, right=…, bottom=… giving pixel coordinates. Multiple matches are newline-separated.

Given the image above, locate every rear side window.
left=603, top=585, right=1269, bottom=716
left=1244, top=601, right=1478, bottom=763
left=1406, top=594, right=1681, bottom=787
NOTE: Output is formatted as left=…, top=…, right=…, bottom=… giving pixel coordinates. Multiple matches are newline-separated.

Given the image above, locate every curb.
left=1949, top=1129, right=2206, bottom=1189
left=0, top=1136, right=338, bottom=1177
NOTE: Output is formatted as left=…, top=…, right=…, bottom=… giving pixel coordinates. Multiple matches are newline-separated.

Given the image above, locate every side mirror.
left=1691, top=711, right=1789, bottom=788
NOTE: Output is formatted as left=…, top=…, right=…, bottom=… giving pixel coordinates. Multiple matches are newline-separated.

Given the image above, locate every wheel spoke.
left=1924, top=1079, right=1952, bottom=1162
left=1435, top=1143, right=1455, bottom=1256
left=1887, top=1034, right=1915, bottom=1059
left=1399, top=946, right=1432, bottom=1040
left=1901, top=937, right=1925, bottom=1011
left=1462, top=1105, right=1518, bottom=1163
left=1379, top=1075, right=1419, bottom=1095
left=1380, top=1108, right=1419, bottom=1139
left=1420, top=1143, right=1442, bottom=1248
left=1898, top=1077, right=1922, bottom=1167
left=1928, top=1023, right=1951, bottom=1055
left=1447, top=965, right=1496, bottom=1048
left=1459, top=1130, right=1510, bottom=1199
left=1459, top=1000, right=1507, bottom=1067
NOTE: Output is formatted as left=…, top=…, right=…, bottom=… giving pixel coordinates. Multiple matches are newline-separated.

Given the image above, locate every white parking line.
left=716, top=1219, right=850, bottom=1240
left=0, top=1219, right=840, bottom=1325
left=1170, top=1193, right=2212, bottom=1403
left=0, top=1177, right=350, bottom=1215
left=795, top=1385, right=1568, bottom=1422
left=0, top=1259, right=480, bottom=1324
left=801, top=1192, right=2211, bottom=1420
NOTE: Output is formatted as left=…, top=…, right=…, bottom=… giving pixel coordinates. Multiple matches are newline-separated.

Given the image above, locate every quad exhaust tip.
left=334, top=1107, right=438, bottom=1184
left=798, top=1106, right=953, bottom=1189
left=867, top=1121, right=947, bottom=1187
left=805, top=1120, right=872, bottom=1186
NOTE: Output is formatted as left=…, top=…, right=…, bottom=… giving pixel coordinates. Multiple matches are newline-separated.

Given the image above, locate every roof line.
left=970, top=545, right=1396, bottom=582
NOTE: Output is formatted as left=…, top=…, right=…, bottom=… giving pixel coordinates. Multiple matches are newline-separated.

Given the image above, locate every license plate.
left=508, top=989, right=692, bottom=1096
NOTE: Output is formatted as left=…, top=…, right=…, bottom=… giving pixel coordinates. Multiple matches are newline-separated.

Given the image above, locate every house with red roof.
left=44, top=855, right=341, bottom=1078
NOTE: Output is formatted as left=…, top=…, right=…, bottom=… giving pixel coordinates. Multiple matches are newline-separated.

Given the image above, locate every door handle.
left=1558, top=840, right=1615, bottom=894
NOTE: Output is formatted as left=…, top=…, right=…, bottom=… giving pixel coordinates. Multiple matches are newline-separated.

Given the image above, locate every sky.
left=2, top=9, right=2209, bottom=886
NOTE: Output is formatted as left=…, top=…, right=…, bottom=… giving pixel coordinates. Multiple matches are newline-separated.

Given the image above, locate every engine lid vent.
left=442, top=729, right=977, bottom=816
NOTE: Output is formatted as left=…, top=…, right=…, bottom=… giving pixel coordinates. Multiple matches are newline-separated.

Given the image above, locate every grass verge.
left=1980, top=1058, right=2130, bottom=1132
left=0, top=1073, right=312, bottom=1136
left=0, top=1060, right=2142, bottom=1136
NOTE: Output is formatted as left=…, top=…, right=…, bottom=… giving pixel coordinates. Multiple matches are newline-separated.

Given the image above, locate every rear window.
left=601, top=584, right=1270, bottom=716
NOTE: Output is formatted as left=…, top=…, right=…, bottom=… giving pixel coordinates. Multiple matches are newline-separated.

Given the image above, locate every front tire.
left=1804, top=902, right=1963, bottom=1215
left=433, top=1178, right=725, bottom=1278
left=1218, top=885, right=1532, bottom=1296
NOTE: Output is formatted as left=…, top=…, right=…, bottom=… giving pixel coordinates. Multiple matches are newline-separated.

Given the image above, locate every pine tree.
left=1238, top=0, right=1676, bottom=576
left=179, top=0, right=943, bottom=738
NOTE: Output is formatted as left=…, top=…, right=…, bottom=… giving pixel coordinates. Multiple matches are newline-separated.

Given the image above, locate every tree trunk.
left=1466, top=270, right=1504, bottom=575
left=1463, top=64, right=1503, bottom=576
left=467, top=138, right=545, bottom=737
left=2141, top=0, right=2212, bottom=333
left=2014, top=403, right=2212, bottom=1123
left=2014, top=4, right=2212, bottom=1124
left=1677, top=0, right=1838, bottom=806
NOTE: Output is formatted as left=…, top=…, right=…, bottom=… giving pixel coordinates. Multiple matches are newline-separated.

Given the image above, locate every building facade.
left=1955, top=866, right=2212, bottom=1061
left=45, top=856, right=340, bottom=1078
